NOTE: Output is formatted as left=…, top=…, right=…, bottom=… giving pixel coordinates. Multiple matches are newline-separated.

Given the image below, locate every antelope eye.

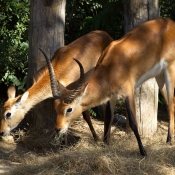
left=67, top=107, right=73, bottom=113
left=5, top=112, right=11, bottom=119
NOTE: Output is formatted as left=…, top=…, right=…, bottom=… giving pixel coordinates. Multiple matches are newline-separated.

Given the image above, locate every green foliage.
left=65, top=0, right=175, bottom=44
left=89, top=108, right=97, bottom=117
left=0, top=0, right=29, bottom=92
left=158, top=92, right=166, bottom=105
left=114, top=99, right=125, bottom=115
left=89, top=106, right=104, bottom=119
left=65, top=0, right=124, bottom=44
left=160, top=0, right=175, bottom=20
left=65, top=0, right=103, bottom=43
left=81, top=1, right=124, bottom=39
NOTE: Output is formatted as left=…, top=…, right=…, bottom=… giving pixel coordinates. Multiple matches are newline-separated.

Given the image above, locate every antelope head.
left=0, top=86, right=29, bottom=136
left=40, top=49, right=87, bottom=134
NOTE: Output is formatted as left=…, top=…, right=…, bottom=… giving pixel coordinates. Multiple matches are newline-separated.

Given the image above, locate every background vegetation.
left=0, top=0, right=29, bottom=92
left=0, top=0, right=174, bottom=96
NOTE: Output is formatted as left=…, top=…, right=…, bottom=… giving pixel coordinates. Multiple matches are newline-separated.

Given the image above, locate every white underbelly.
left=135, top=59, right=167, bottom=89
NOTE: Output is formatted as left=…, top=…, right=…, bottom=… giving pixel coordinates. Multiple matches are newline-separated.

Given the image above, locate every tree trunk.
left=26, top=0, right=66, bottom=131
left=124, top=0, right=159, bottom=137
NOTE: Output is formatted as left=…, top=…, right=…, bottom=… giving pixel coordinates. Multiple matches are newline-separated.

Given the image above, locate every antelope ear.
left=21, top=91, right=29, bottom=103
left=82, top=83, right=88, bottom=96
left=7, top=86, right=16, bottom=98
left=76, top=84, right=88, bottom=102
left=16, top=91, right=29, bottom=106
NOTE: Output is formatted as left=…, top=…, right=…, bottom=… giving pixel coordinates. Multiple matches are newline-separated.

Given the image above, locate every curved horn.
left=64, top=58, right=85, bottom=104
left=39, top=48, right=61, bottom=99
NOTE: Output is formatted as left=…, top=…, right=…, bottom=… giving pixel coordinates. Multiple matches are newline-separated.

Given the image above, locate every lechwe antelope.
left=0, top=30, right=113, bottom=139
left=45, top=18, right=175, bottom=156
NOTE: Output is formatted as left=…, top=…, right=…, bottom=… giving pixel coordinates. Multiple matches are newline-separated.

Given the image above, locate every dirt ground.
left=0, top=103, right=174, bottom=175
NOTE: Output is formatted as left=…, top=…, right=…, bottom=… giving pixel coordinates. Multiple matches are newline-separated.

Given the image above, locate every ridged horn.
left=64, top=58, right=85, bottom=104
left=39, top=48, right=61, bottom=99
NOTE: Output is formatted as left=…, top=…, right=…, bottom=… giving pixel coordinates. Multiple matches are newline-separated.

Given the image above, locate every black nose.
left=55, top=128, right=61, bottom=133
left=0, top=132, right=4, bottom=136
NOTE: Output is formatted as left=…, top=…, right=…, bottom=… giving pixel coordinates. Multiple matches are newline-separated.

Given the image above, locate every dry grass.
left=1, top=106, right=175, bottom=175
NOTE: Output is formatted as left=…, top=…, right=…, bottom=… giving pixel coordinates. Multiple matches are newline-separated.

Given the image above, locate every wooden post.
left=26, top=0, right=66, bottom=130
left=124, top=0, right=159, bottom=137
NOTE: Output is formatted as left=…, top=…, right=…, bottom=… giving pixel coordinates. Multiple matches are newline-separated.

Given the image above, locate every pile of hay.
left=1, top=112, right=175, bottom=175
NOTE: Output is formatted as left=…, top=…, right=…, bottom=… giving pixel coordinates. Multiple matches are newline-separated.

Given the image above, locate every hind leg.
left=156, top=71, right=175, bottom=143
left=155, top=73, right=168, bottom=105
left=166, top=86, right=175, bottom=143
left=165, top=66, right=175, bottom=143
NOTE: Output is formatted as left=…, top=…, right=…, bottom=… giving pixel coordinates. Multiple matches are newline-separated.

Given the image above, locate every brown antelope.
left=0, top=30, right=114, bottom=140
left=45, top=18, right=175, bottom=156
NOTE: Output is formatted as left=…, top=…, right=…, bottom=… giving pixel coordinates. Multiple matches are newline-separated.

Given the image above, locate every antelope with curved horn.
left=42, top=49, right=116, bottom=144
left=46, top=18, right=175, bottom=156
left=0, top=30, right=113, bottom=139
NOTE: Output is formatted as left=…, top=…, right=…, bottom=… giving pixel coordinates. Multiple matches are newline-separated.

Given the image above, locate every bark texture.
left=26, top=0, right=66, bottom=130
left=124, top=0, right=159, bottom=137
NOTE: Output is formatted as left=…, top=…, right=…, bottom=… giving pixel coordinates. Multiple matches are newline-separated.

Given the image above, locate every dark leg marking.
left=125, top=97, right=147, bottom=156
left=166, top=122, right=171, bottom=143
left=103, top=101, right=113, bottom=145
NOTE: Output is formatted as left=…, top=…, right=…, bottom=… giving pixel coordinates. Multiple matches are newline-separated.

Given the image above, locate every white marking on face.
left=1, top=126, right=11, bottom=136
left=135, top=60, right=167, bottom=88
left=60, top=125, right=68, bottom=134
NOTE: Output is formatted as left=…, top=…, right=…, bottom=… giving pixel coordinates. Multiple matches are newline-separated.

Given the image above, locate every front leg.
left=125, top=97, right=147, bottom=156
left=82, top=110, right=98, bottom=141
left=103, top=98, right=115, bottom=144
